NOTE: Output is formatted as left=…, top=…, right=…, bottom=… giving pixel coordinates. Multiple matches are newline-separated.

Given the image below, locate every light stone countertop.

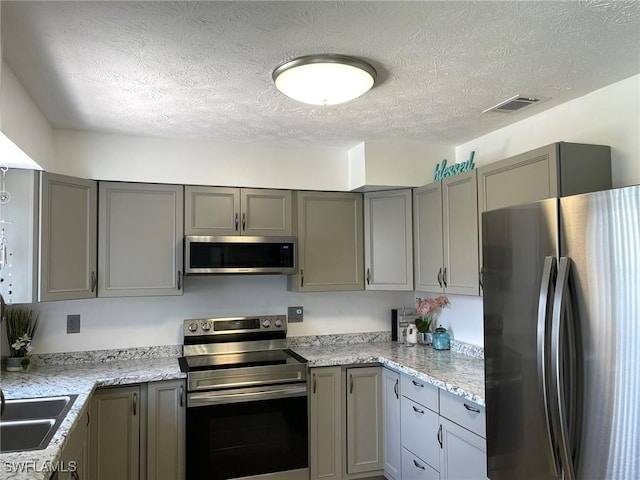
left=0, top=340, right=484, bottom=480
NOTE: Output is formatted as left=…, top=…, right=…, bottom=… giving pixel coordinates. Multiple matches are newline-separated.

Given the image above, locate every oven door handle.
left=188, top=384, right=307, bottom=407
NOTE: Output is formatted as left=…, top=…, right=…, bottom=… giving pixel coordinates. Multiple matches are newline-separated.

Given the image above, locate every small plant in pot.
left=4, top=307, right=39, bottom=372
left=415, top=296, right=450, bottom=343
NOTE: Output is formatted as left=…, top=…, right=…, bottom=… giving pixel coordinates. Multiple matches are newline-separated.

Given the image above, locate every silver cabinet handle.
left=437, top=267, right=443, bottom=287
left=300, top=269, right=304, bottom=288
left=412, top=405, right=424, bottom=414
left=413, top=459, right=426, bottom=470
left=234, top=213, right=239, bottom=231
left=349, top=374, right=354, bottom=394
left=179, top=385, right=184, bottom=407
left=463, top=403, right=480, bottom=413
left=313, top=373, right=317, bottom=394
left=133, top=392, right=137, bottom=416
left=479, top=268, right=484, bottom=290
left=443, top=267, right=448, bottom=287
left=177, top=270, right=181, bottom=290
left=86, top=411, right=91, bottom=427
left=437, top=424, right=443, bottom=448
left=394, top=378, right=399, bottom=399
left=366, top=268, right=371, bottom=285
left=412, top=379, right=424, bottom=388
left=242, top=212, right=246, bottom=231
left=90, top=271, right=98, bottom=293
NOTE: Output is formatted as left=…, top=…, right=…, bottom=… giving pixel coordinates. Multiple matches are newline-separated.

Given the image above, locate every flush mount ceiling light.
left=272, top=54, right=377, bottom=106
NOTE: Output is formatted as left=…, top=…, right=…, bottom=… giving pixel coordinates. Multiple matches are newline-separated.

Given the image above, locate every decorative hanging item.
left=0, top=166, right=14, bottom=303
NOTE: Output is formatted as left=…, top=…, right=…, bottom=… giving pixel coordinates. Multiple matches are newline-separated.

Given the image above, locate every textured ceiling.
left=2, top=1, right=640, bottom=149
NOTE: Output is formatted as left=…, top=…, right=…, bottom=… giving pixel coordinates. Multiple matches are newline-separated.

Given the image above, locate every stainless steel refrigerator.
left=482, top=185, right=639, bottom=480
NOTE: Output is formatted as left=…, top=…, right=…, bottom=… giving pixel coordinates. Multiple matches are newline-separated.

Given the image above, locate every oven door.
left=186, top=383, right=309, bottom=480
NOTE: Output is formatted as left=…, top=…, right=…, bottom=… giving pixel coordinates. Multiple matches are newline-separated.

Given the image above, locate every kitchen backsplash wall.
left=3, top=276, right=484, bottom=355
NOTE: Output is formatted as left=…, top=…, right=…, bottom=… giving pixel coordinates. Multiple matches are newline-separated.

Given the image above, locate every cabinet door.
left=346, top=366, right=383, bottom=475
left=39, top=172, right=97, bottom=301
left=184, top=186, right=239, bottom=235
left=382, top=368, right=401, bottom=480
left=402, top=447, right=440, bottom=480
left=99, top=182, right=183, bottom=297
left=364, top=189, right=413, bottom=291
left=291, top=191, right=364, bottom=292
left=90, top=386, right=141, bottom=480
left=59, top=408, right=90, bottom=480
left=442, top=170, right=479, bottom=296
left=240, top=188, right=292, bottom=236
left=310, top=367, right=342, bottom=480
left=413, top=182, right=444, bottom=293
left=439, top=417, right=487, bottom=480
left=401, top=396, right=440, bottom=472
left=147, top=380, right=186, bottom=480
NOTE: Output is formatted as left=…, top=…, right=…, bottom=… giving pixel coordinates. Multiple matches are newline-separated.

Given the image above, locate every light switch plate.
left=67, top=314, right=81, bottom=334
left=288, top=306, right=303, bottom=322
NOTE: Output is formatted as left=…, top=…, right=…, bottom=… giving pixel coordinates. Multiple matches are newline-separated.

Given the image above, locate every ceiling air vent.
left=483, top=95, right=545, bottom=114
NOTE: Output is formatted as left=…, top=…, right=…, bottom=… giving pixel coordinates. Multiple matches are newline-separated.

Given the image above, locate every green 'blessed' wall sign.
left=433, top=151, right=475, bottom=181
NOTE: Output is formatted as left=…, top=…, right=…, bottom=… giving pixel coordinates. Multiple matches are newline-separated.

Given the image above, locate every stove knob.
left=262, top=319, right=271, bottom=328
left=274, top=319, right=283, bottom=328
left=201, top=322, right=211, bottom=331
left=188, top=322, right=198, bottom=332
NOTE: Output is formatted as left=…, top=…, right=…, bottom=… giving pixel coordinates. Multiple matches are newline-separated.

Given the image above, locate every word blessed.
left=433, top=151, right=475, bottom=181
left=3, top=460, right=77, bottom=473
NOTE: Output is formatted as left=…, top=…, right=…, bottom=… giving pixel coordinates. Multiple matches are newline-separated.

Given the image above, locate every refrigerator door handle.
left=537, top=255, right=561, bottom=477
left=550, top=257, right=578, bottom=480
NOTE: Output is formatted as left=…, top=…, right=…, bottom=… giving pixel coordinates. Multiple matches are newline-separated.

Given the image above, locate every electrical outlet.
left=288, top=306, right=303, bottom=322
left=67, top=314, right=81, bottom=334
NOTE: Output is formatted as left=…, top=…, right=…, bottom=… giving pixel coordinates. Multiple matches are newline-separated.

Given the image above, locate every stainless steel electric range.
left=178, top=314, right=309, bottom=480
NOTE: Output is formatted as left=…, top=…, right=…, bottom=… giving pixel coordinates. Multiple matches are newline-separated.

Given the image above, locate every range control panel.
left=183, top=315, right=287, bottom=336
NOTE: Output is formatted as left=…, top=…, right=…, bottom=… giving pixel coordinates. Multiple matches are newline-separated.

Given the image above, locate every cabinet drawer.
left=440, top=390, right=486, bottom=438
left=400, top=396, right=440, bottom=471
left=401, top=448, right=439, bottom=480
left=400, top=373, right=438, bottom=411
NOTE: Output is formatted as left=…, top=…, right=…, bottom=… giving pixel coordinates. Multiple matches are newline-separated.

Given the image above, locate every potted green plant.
left=4, top=307, right=39, bottom=372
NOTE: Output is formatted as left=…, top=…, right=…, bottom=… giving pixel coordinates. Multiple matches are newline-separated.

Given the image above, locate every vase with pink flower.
left=415, top=296, right=450, bottom=344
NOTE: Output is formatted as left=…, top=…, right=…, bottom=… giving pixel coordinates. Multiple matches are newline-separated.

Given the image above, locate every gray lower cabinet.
left=39, top=172, right=98, bottom=301
left=310, top=366, right=342, bottom=480
left=382, top=368, right=401, bottom=480
left=90, top=385, right=142, bottom=480
left=346, top=366, right=383, bottom=475
left=90, top=380, right=186, bottom=480
left=146, top=380, right=186, bottom=480
left=98, top=182, right=183, bottom=297
left=289, top=191, right=364, bottom=292
left=59, top=406, right=91, bottom=480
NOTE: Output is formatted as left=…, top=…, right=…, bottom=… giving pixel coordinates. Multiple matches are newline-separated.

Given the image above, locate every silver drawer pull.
left=413, top=459, right=426, bottom=470
left=412, top=405, right=424, bottom=414
left=412, top=380, right=424, bottom=388
left=463, top=403, right=481, bottom=413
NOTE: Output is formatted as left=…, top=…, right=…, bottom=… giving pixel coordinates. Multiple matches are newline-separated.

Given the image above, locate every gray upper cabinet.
left=99, top=182, right=183, bottom=297
left=39, top=172, right=98, bottom=301
left=289, top=191, right=364, bottom=292
left=414, top=170, right=479, bottom=296
left=184, top=186, right=292, bottom=236
left=364, top=189, right=413, bottom=291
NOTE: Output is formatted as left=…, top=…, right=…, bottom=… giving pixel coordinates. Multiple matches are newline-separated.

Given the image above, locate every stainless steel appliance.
left=482, top=185, right=640, bottom=480
left=179, top=315, right=308, bottom=480
left=184, top=235, right=296, bottom=274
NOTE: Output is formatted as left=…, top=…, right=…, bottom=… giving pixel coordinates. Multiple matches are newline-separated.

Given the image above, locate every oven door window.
left=186, top=394, right=308, bottom=480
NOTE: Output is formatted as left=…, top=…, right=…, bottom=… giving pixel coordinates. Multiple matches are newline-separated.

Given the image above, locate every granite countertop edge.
left=0, top=340, right=484, bottom=480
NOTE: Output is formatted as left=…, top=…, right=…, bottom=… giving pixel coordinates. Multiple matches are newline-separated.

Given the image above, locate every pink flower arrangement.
left=415, top=296, right=450, bottom=333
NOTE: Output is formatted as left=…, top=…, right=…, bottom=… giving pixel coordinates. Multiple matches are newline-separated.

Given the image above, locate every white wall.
left=0, top=62, right=52, bottom=170
left=456, top=75, right=640, bottom=188
left=26, top=275, right=413, bottom=354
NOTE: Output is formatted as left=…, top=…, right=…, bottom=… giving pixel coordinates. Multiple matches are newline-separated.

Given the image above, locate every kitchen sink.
left=0, top=394, right=77, bottom=453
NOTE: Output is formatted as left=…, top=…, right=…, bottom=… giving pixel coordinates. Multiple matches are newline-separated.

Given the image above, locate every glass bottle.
left=432, top=327, right=451, bottom=350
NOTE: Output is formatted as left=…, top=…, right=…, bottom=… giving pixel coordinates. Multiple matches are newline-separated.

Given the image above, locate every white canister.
left=406, top=323, right=417, bottom=344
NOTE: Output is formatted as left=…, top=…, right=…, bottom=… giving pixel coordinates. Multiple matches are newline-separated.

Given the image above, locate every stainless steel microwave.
left=184, top=235, right=296, bottom=275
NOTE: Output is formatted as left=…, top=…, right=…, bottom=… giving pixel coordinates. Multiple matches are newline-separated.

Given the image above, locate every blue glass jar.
left=432, top=327, right=451, bottom=350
